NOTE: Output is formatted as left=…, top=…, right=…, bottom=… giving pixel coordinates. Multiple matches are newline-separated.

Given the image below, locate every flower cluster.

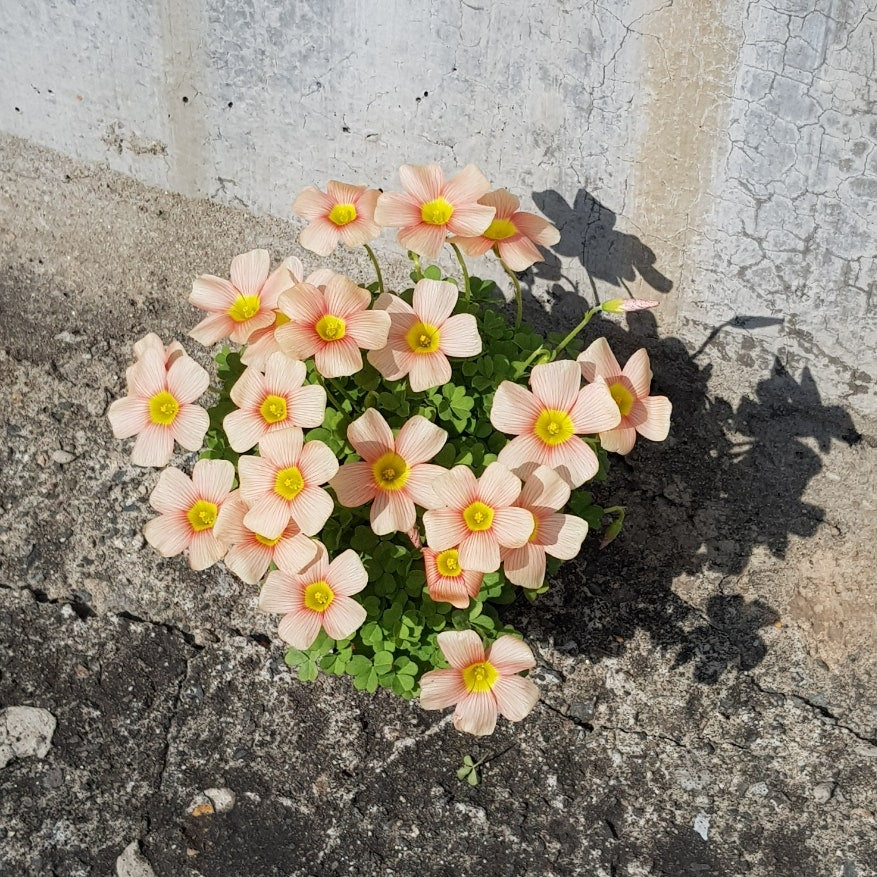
left=109, top=162, right=671, bottom=737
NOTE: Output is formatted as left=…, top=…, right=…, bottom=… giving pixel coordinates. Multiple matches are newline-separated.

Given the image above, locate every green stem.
left=408, top=250, right=424, bottom=281
left=449, top=242, right=471, bottom=303
left=498, top=254, right=522, bottom=329
left=363, top=243, right=384, bottom=295
left=515, top=346, right=548, bottom=377
left=553, top=305, right=602, bottom=357
left=330, top=378, right=357, bottom=409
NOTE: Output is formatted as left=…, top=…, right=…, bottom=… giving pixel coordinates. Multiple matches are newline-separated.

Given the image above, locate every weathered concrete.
left=1, top=0, right=875, bottom=415
left=1, top=136, right=876, bottom=876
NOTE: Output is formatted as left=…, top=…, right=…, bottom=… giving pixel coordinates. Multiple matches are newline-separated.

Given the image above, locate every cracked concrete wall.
left=1, top=0, right=875, bottom=414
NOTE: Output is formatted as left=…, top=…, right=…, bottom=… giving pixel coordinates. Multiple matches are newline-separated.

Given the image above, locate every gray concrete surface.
left=1, top=135, right=876, bottom=876
left=2, top=0, right=876, bottom=417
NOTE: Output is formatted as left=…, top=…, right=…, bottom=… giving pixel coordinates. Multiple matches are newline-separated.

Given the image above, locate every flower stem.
left=449, top=242, right=471, bottom=303
left=498, top=255, right=522, bottom=329
left=363, top=243, right=384, bottom=295
left=553, top=305, right=602, bottom=357
left=408, top=250, right=424, bottom=281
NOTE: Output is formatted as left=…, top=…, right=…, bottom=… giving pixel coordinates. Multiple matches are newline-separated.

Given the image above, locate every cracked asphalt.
left=1, top=137, right=876, bottom=876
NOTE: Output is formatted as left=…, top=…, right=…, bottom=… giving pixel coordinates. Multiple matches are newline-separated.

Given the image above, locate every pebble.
left=0, top=706, right=57, bottom=769
left=51, top=449, right=76, bottom=464
left=205, top=786, right=236, bottom=813
left=116, top=840, right=155, bottom=877
left=693, top=812, right=710, bottom=841
left=43, top=766, right=64, bottom=789
left=746, top=781, right=769, bottom=798
left=812, top=782, right=835, bottom=804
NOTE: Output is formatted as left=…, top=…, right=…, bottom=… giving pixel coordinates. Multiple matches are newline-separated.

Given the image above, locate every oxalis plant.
left=108, top=163, right=671, bottom=737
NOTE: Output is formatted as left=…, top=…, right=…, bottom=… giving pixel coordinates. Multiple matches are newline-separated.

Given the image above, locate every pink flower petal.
left=545, top=438, right=599, bottom=488
left=437, top=314, right=481, bottom=357
left=278, top=283, right=325, bottom=326
left=131, top=424, right=174, bottom=467
left=530, top=359, right=581, bottom=413
left=432, top=466, right=479, bottom=508
left=487, top=635, right=536, bottom=674
left=419, top=669, right=468, bottom=709
left=404, top=464, right=447, bottom=510
left=288, top=385, right=326, bottom=428
left=395, top=416, right=447, bottom=465
left=325, top=549, right=368, bottom=596
left=299, top=439, right=339, bottom=485
left=513, top=211, right=561, bottom=246
left=422, top=508, right=468, bottom=551
left=322, top=595, right=367, bottom=640
left=373, top=291, right=415, bottom=316
left=212, top=492, right=248, bottom=545
left=331, top=462, right=378, bottom=508
left=398, top=223, right=447, bottom=260
left=622, top=348, right=653, bottom=398
left=492, top=676, right=540, bottom=722
left=399, top=163, right=445, bottom=202
left=428, top=570, right=482, bottom=609
left=338, top=219, right=380, bottom=248
left=371, top=490, right=415, bottom=535
left=240, top=330, right=280, bottom=370
left=459, top=530, right=501, bottom=573
left=236, top=455, right=276, bottom=506
left=261, top=257, right=304, bottom=307
left=578, top=337, right=622, bottom=383
left=325, top=274, right=370, bottom=318
left=408, top=352, right=452, bottom=392
left=490, top=381, right=541, bottom=435
left=599, top=425, right=637, bottom=455
left=108, top=396, right=148, bottom=438
left=496, top=433, right=547, bottom=481
left=347, top=408, right=394, bottom=461
left=171, top=404, right=209, bottom=451
left=166, top=356, right=209, bottom=403
left=367, top=344, right=409, bottom=383
left=315, top=338, right=362, bottom=378
left=518, top=465, right=570, bottom=512
left=436, top=630, right=485, bottom=668
left=497, top=236, right=543, bottom=271
left=259, top=570, right=300, bottom=614
left=229, top=365, right=266, bottom=409
left=149, top=467, right=197, bottom=514
left=129, top=349, right=167, bottom=399
left=274, top=534, right=320, bottom=576
left=192, top=458, right=235, bottom=504
left=265, top=352, right=306, bottom=393
left=224, top=409, right=268, bottom=453
left=189, top=531, right=226, bottom=571
left=445, top=204, right=495, bottom=237
left=635, top=396, right=672, bottom=441
left=292, top=186, right=334, bottom=221
left=454, top=692, right=497, bottom=736
left=288, top=486, right=334, bottom=536
left=278, top=609, right=322, bottom=649
left=480, top=188, right=519, bottom=217
left=442, top=164, right=491, bottom=206
left=413, top=279, right=458, bottom=326
left=449, top=235, right=494, bottom=258
left=245, top=495, right=293, bottom=541
left=190, top=275, right=237, bottom=311
left=230, top=249, right=270, bottom=296
left=346, top=310, right=391, bottom=351
left=225, top=542, right=272, bottom=584
left=227, top=310, right=275, bottom=345
left=478, top=462, right=522, bottom=508
left=143, top=513, right=191, bottom=557
left=540, top=513, right=588, bottom=559
left=490, top=507, right=533, bottom=548
left=502, top=544, right=546, bottom=589
left=373, top=192, right=422, bottom=228
left=570, top=378, right=623, bottom=433
left=326, top=180, right=366, bottom=204
left=276, top=322, right=320, bottom=362
left=189, top=312, right=234, bottom=346
left=259, top=426, right=304, bottom=466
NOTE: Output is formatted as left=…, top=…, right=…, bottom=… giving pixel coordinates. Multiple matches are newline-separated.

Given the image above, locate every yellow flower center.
left=609, top=381, right=635, bottom=417
left=148, top=390, right=179, bottom=426
left=436, top=548, right=463, bottom=578
left=421, top=197, right=454, bottom=226
left=483, top=218, right=517, bottom=240
left=463, top=501, right=494, bottom=532
left=260, top=394, right=288, bottom=424
left=274, top=465, right=305, bottom=501
left=328, top=203, right=357, bottom=226
left=315, top=314, right=346, bottom=341
left=303, top=580, right=335, bottom=612
left=528, top=512, right=539, bottom=543
left=405, top=321, right=441, bottom=354
left=462, top=660, right=499, bottom=693
left=186, top=499, right=218, bottom=532
left=228, top=294, right=261, bottom=323
left=254, top=532, right=283, bottom=547
left=534, top=408, right=575, bottom=446
left=274, top=310, right=290, bottom=327
left=371, top=451, right=410, bottom=491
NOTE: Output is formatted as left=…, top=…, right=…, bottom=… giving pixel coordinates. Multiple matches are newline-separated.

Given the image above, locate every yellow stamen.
left=254, top=532, right=283, bottom=547
left=274, top=466, right=305, bottom=501
left=463, top=501, right=494, bottom=532
left=483, top=217, right=517, bottom=240
left=534, top=408, right=575, bottom=446
left=315, top=314, right=346, bottom=342
left=404, top=321, right=441, bottom=354
left=609, top=381, right=635, bottom=417
left=303, top=580, right=335, bottom=613
left=148, top=390, right=179, bottom=426
left=528, top=512, right=539, bottom=543
left=420, top=197, right=454, bottom=226
left=436, top=548, right=463, bottom=578
left=260, top=394, right=288, bottom=424
left=462, top=660, right=499, bottom=692
left=328, top=203, right=357, bottom=226
left=371, top=451, right=410, bottom=491
left=274, top=310, right=290, bottom=327
left=186, top=499, right=218, bottom=532
left=228, top=294, right=261, bottom=323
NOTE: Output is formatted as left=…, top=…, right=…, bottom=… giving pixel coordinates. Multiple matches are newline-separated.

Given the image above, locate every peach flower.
left=189, top=250, right=298, bottom=346
left=223, top=352, right=327, bottom=453
left=422, top=462, right=532, bottom=573
left=292, top=181, right=381, bottom=256
left=578, top=338, right=671, bottom=454
left=213, top=491, right=319, bottom=585
left=331, top=409, right=448, bottom=535
left=500, top=466, right=588, bottom=589
left=450, top=189, right=560, bottom=271
left=237, top=430, right=338, bottom=540
left=275, top=273, right=390, bottom=378
left=367, top=279, right=481, bottom=391
left=108, top=348, right=209, bottom=467
left=419, top=630, right=539, bottom=736
left=259, top=547, right=368, bottom=649
left=490, top=359, right=621, bottom=488
left=142, top=459, right=235, bottom=571
left=423, top=547, right=483, bottom=609
left=373, top=164, right=495, bottom=259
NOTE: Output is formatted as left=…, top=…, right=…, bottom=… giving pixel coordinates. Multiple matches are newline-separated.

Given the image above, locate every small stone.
left=0, top=706, right=57, bottom=768
left=204, top=786, right=236, bottom=813
left=746, top=782, right=769, bottom=797
left=693, top=812, right=710, bottom=841
left=116, top=840, right=155, bottom=877
left=567, top=699, right=596, bottom=722
left=51, top=449, right=76, bottom=464
left=812, top=782, right=835, bottom=804
left=43, top=766, right=64, bottom=789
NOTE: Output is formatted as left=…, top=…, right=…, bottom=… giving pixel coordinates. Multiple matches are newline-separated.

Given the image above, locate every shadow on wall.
left=508, top=189, right=861, bottom=684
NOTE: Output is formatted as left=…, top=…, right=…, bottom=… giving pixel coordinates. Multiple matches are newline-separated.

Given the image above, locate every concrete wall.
left=2, top=0, right=875, bottom=415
